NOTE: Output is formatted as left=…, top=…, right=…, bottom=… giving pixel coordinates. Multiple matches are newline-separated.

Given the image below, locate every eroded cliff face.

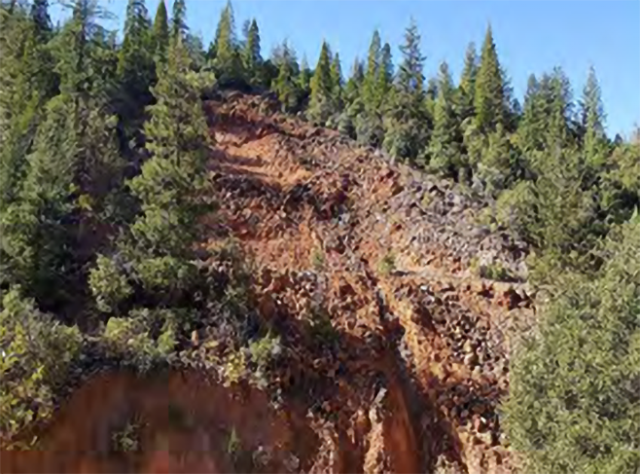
left=3, top=92, right=533, bottom=474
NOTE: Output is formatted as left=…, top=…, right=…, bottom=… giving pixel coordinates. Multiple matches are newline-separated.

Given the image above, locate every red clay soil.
left=1, top=371, right=318, bottom=473
left=1, top=92, right=534, bottom=474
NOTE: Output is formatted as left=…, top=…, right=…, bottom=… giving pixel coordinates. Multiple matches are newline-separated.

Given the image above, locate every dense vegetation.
left=0, top=0, right=638, bottom=471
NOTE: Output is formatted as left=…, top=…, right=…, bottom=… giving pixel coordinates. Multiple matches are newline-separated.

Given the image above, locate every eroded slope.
left=3, top=92, right=534, bottom=474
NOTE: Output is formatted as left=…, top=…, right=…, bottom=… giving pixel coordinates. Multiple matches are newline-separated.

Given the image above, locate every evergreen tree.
left=273, top=41, right=299, bottom=112
left=241, top=18, right=261, bottom=87
left=375, top=42, right=393, bottom=107
left=308, top=40, right=334, bottom=125
left=297, top=55, right=312, bottom=98
left=117, top=0, right=154, bottom=134
left=457, top=41, right=477, bottom=125
left=505, top=215, right=640, bottom=474
left=0, top=0, right=57, bottom=210
left=396, top=18, right=425, bottom=98
left=517, top=67, right=574, bottom=177
left=424, top=76, right=438, bottom=118
left=330, top=52, right=343, bottom=110
left=212, top=0, right=241, bottom=86
left=340, top=58, right=364, bottom=139
left=581, top=66, right=607, bottom=166
left=91, top=38, right=214, bottom=307
left=383, top=18, right=428, bottom=163
left=428, top=61, right=461, bottom=178
left=546, top=67, right=574, bottom=149
left=170, top=0, right=186, bottom=41
left=477, top=123, right=516, bottom=193
left=30, top=0, right=51, bottom=40
left=518, top=73, right=542, bottom=152
left=362, top=29, right=381, bottom=111
left=152, top=0, right=169, bottom=62
left=344, top=57, right=364, bottom=103
left=474, top=24, right=505, bottom=133
left=184, top=32, right=205, bottom=70
left=1, top=0, right=123, bottom=305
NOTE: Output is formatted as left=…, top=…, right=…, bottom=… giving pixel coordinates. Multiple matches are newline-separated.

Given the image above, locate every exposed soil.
left=1, top=92, right=535, bottom=473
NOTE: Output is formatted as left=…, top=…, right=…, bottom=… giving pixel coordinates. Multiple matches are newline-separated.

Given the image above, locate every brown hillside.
left=2, top=92, right=534, bottom=474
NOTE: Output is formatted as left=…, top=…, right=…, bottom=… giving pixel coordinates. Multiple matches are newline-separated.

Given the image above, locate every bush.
left=0, top=287, right=82, bottom=444
left=503, top=217, right=640, bottom=474
left=310, top=247, right=325, bottom=271
left=248, top=333, right=281, bottom=369
left=112, top=417, right=142, bottom=453
left=89, top=254, right=133, bottom=313
left=103, top=308, right=180, bottom=371
left=134, top=255, right=196, bottom=293
left=470, top=257, right=516, bottom=282
left=378, top=252, right=396, bottom=276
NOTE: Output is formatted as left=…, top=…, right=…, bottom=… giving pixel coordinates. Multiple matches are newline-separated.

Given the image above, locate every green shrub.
left=378, top=252, right=396, bottom=276
left=0, top=287, right=82, bottom=444
left=222, top=351, right=247, bottom=387
left=470, top=258, right=515, bottom=282
left=306, top=302, right=339, bottom=347
left=134, top=255, right=195, bottom=292
left=112, top=417, right=142, bottom=453
left=310, top=247, right=325, bottom=271
left=503, top=217, right=640, bottom=474
left=103, top=308, right=179, bottom=371
left=248, top=333, right=282, bottom=369
left=227, top=426, right=241, bottom=458
left=89, top=254, right=133, bottom=313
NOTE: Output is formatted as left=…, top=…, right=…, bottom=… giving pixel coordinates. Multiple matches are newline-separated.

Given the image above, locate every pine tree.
left=241, top=18, right=261, bottom=87
left=457, top=41, right=477, bottom=125
left=362, top=29, right=381, bottom=112
left=30, top=0, right=51, bottom=40
left=170, top=0, right=186, bottom=41
left=383, top=18, right=428, bottom=163
left=545, top=67, right=574, bottom=150
left=152, top=0, right=169, bottom=62
left=308, top=40, right=334, bottom=125
left=428, top=61, right=461, bottom=178
left=581, top=66, right=607, bottom=166
left=273, top=41, right=299, bottom=112
left=344, top=57, right=364, bottom=103
left=517, top=67, right=574, bottom=170
left=330, top=52, right=343, bottom=110
left=129, top=38, right=211, bottom=260
left=212, top=0, right=241, bottom=86
left=297, top=55, right=312, bottom=98
left=505, top=215, right=640, bottom=474
left=117, top=0, right=154, bottom=133
left=375, top=42, right=393, bottom=107
left=517, top=73, right=544, bottom=169
left=396, top=18, right=425, bottom=98
left=184, top=32, right=205, bottom=70
left=0, top=0, right=56, bottom=210
left=477, top=123, right=515, bottom=193
left=1, top=0, right=123, bottom=304
left=91, top=37, right=214, bottom=306
left=474, top=24, right=505, bottom=133
left=424, top=76, right=438, bottom=118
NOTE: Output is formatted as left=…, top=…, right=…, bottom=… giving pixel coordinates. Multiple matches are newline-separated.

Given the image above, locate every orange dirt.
left=2, top=92, right=534, bottom=473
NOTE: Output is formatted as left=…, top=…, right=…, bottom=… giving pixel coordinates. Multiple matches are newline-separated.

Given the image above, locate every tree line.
left=0, top=0, right=638, bottom=471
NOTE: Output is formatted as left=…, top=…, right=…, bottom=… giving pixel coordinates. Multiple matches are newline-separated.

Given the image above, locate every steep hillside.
left=2, top=92, right=535, bottom=474
left=204, top=92, right=534, bottom=472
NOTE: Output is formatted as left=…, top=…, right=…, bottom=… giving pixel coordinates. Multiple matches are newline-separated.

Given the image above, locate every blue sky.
left=53, top=0, right=640, bottom=137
